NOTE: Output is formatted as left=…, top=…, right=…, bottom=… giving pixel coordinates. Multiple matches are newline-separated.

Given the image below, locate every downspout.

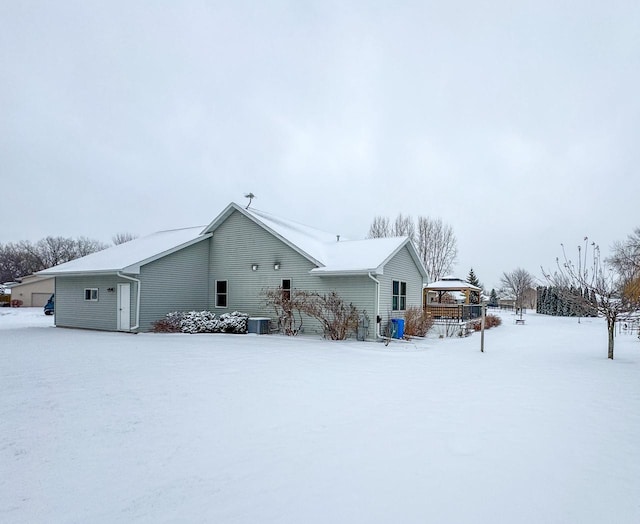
left=117, top=272, right=141, bottom=331
left=368, top=272, right=380, bottom=339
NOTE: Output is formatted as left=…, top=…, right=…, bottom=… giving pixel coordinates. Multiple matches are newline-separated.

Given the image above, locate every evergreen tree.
left=536, top=287, right=542, bottom=313
left=489, top=288, right=498, bottom=307
left=466, top=267, right=482, bottom=304
left=538, top=287, right=547, bottom=314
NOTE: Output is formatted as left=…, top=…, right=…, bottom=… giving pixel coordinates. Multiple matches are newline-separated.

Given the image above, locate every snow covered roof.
left=202, top=203, right=337, bottom=266
left=202, top=203, right=428, bottom=277
left=39, top=202, right=428, bottom=278
left=310, top=237, right=414, bottom=275
left=425, top=277, right=482, bottom=291
left=38, top=227, right=209, bottom=276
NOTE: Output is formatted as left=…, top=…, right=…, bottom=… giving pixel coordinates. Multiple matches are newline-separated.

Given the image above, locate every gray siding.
left=138, top=239, right=210, bottom=331
left=52, top=212, right=423, bottom=340
left=54, top=275, right=135, bottom=331
left=54, top=240, right=209, bottom=333
left=209, top=210, right=377, bottom=337
left=378, top=245, right=425, bottom=324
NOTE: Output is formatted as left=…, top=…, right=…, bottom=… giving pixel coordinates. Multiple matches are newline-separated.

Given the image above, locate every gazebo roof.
left=424, top=277, right=482, bottom=292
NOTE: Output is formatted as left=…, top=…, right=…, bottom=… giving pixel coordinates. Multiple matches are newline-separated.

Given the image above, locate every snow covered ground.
left=1, top=308, right=639, bottom=523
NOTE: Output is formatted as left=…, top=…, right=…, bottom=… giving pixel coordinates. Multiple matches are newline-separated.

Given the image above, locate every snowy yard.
left=1, top=309, right=639, bottom=523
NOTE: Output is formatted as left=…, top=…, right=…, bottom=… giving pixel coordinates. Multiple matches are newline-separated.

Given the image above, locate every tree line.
left=0, top=233, right=137, bottom=284
left=536, top=286, right=598, bottom=317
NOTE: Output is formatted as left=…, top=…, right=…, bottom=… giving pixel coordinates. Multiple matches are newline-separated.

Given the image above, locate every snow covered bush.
left=152, top=311, right=249, bottom=334
left=217, top=311, right=249, bottom=333
left=180, top=311, right=219, bottom=334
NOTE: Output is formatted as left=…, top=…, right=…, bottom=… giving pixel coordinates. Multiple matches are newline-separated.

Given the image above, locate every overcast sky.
left=2, top=1, right=638, bottom=290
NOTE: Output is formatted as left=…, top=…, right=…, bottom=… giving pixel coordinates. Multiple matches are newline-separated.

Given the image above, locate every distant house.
left=38, top=202, right=428, bottom=339
left=5, top=275, right=54, bottom=307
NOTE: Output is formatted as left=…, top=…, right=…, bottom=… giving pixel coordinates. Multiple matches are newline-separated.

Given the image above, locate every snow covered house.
left=38, top=202, right=428, bottom=339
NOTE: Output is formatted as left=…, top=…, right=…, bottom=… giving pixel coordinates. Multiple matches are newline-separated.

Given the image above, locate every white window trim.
left=84, top=288, right=99, bottom=302
left=392, top=280, right=407, bottom=311
left=215, top=280, right=228, bottom=308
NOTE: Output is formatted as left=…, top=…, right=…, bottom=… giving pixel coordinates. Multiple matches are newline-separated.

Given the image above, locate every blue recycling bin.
left=391, top=318, right=404, bottom=339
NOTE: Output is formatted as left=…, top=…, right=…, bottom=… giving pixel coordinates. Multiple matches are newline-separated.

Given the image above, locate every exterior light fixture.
left=252, top=264, right=259, bottom=271
left=274, top=263, right=280, bottom=270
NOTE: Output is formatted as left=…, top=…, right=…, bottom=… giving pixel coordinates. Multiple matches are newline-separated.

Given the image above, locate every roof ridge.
left=152, top=225, right=206, bottom=234
left=246, top=207, right=340, bottom=241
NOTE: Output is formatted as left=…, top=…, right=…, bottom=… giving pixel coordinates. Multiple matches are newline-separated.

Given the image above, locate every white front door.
left=117, top=283, right=131, bottom=331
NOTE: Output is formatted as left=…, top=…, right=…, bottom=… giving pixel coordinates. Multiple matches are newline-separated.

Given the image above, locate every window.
left=392, top=280, right=407, bottom=311
left=84, top=288, right=98, bottom=301
left=282, top=279, right=291, bottom=302
left=215, top=280, right=228, bottom=308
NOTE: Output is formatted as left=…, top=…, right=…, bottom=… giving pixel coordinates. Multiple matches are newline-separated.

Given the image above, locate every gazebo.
left=423, top=277, right=483, bottom=321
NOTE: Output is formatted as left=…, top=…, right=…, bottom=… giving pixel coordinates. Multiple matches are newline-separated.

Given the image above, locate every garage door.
left=32, top=293, right=50, bottom=307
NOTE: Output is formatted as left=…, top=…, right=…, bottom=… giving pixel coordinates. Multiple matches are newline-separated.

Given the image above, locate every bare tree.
left=76, top=237, right=108, bottom=255
left=0, top=236, right=108, bottom=282
left=500, top=268, right=535, bottom=319
left=367, top=216, right=390, bottom=239
left=112, top=232, right=138, bottom=245
left=416, top=216, right=458, bottom=282
left=542, top=237, right=640, bottom=359
left=608, top=227, right=640, bottom=282
left=367, top=214, right=457, bottom=282
left=392, top=213, right=415, bottom=240
left=0, top=242, right=39, bottom=282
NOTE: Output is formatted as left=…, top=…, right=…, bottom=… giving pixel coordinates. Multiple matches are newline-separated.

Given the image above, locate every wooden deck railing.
left=425, top=304, right=482, bottom=322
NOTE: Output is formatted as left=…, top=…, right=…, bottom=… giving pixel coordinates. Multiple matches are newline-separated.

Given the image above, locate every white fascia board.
left=200, top=203, right=238, bottom=235
left=309, top=267, right=382, bottom=277
left=36, top=270, right=122, bottom=277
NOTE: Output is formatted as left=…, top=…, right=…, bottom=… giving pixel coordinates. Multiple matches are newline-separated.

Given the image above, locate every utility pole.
left=480, top=301, right=486, bottom=353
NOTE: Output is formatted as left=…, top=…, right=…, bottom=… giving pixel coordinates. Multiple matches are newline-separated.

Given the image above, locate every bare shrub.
left=263, top=288, right=359, bottom=340
left=403, top=306, right=434, bottom=337
left=296, top=290, right=359, bottom=340
left=262, top=287, right=304, bottom=335
left=152, top=312, right=184, bottom=332
left=486, top=314, right=502, bottom=328
left=471, top=314, right=502, bottom=331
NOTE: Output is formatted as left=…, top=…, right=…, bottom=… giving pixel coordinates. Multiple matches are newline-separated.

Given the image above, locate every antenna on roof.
left=244, top=193, right=256, bottom=209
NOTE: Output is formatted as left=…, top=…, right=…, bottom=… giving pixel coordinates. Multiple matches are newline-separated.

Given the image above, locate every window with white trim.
left=392, top=280, right=407, bottom=311
left=84, top=288, right=99, bottom=301
left=215, top=280, right=228, bottom=308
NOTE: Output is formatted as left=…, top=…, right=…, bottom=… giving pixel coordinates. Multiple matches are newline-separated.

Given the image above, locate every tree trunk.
left=607, top=317, right=615, bottom=360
